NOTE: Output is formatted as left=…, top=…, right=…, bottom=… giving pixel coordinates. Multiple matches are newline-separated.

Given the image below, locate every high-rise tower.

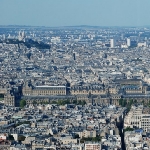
left=110, top=39, right=115, bottom=48
left=127, top=38, right=131, bottom=47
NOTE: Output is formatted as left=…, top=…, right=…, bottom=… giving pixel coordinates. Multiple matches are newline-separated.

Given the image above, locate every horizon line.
left=0, top=24, right=150, bottom=28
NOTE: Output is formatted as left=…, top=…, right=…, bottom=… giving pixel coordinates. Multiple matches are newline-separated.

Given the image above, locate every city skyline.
left=1, top=17, right=150, bottom=150
left=1, top=1, right=150, bottom=149
left=1, top=0, right=150, bottom=27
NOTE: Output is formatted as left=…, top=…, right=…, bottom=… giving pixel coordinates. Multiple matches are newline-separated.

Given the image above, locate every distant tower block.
left=18, top=31, right=26, bottom=41
left=127, top=38, right=131, bottom=47
left=73, top=52, right=76, bottom=60
left=110, top=39, right=115, bottom=48
left=22, top=31, right=25, bottom=38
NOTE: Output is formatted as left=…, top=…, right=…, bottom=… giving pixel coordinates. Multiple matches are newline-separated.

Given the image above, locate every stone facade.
left=23, top=85, right=66, bottom=96
left=4, top=93, right=15, bottom=106
left=71, top=85, right=106, bottom=95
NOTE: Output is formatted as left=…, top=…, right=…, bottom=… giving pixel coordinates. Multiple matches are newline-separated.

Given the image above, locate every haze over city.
left=1, top=1, right=150, bottom=150
left=0, top=0, right=150, bottom=27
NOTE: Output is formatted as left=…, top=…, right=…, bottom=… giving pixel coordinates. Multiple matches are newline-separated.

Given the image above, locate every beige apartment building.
left=124, top=105, right=150, bottom=132
left=23, top=84, right=66, bottom=96
left=71, top=86, right=106, bottom=95
left=85, top=143, right=101, bottom=150
left=4, top=93, right=15, bottom=106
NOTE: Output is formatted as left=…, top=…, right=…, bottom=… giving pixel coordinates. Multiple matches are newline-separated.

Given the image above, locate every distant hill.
left=1, top=38, right=50, bottom=49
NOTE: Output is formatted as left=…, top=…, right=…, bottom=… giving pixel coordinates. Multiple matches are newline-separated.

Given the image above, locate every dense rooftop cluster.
left=0, top=104, right=125, bottom=150
left=0, top=26, right=150, bottom=149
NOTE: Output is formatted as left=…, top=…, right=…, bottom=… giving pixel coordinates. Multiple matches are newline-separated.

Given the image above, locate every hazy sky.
left=0, top=0, right=150, bottom=27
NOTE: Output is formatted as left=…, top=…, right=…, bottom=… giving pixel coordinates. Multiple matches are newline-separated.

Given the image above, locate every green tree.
left=81, top=136, right=101, bottom=142
left=51, top=100, right=57, bottom=104
left=122, top=99, right=127, bottom=107
left=81, top=100, right=86, bottom=105
left=32, top=100, right=37, bottom=105
left=45, top=101, right=49, bottom=104
left=74, top=134, right=79, bottom=139
left=129, top=99, right=133, bottom=105
left=20, top=100, right=26, bottom=108
left=119, top=99, right=123, bottom=106
left=127, top=105, right=131, bottom=112
left=125, top=99, right=133, bottom=111
left=18, top=135, right=26, bottom=142
left=119, top=99, right=127, bottom=107
left=65, top=99, right=70, bottom=104
left=0, top=94, right=4, bottom=98
left=124, top=127, right=134, bottom=132
left=58, top=100, right=63, bottom=105
left=8, top=135, right=14, bottom=141
left=134, top=100, right=137, bottom=104
left=73, top=100, right=77, bottom=104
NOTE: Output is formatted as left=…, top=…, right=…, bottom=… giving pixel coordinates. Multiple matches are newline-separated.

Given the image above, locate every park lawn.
left=0, top=98, right=4, bottom=101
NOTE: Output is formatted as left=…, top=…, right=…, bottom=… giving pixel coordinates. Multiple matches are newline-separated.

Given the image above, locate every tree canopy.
left=18, top=135, right=26, bottom=142
left=20, top=99, right=26, bottom=108
left=119, top=99, right=134, bottom=112
left=8, top=135, right=14, bottom=141
left=124, top=127, right=134, bottom=132
left=50, top=100, right=86, bottom=106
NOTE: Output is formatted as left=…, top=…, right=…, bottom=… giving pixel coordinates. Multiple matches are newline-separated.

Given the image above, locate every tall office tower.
left=73, top=52, right=76, bottom=60
left=22, top=31, right=25, bottom=39
left=18, top=31, right=26, bottom=41
left=18, top=31, right=22, bottom=40
left=127, top=38, right=131, bottom=47
left=110, top=39, right=115, bottom=48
